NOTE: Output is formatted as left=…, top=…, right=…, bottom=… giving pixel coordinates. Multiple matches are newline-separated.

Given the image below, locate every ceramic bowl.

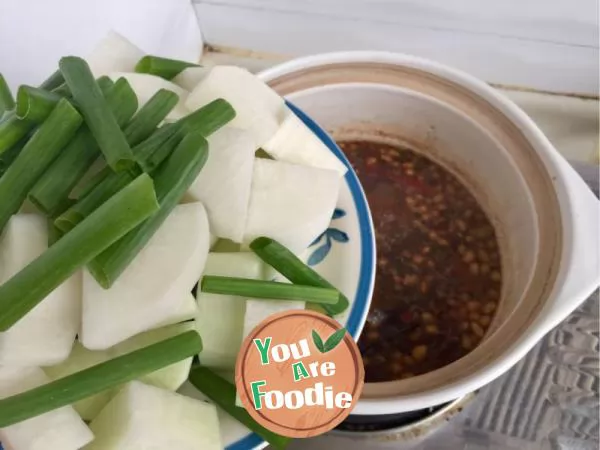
left=177, top=101, right=376, bottom=450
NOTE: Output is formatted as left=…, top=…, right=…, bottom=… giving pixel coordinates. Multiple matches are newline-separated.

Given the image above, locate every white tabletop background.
left=0, top=0, right=203, bottom=90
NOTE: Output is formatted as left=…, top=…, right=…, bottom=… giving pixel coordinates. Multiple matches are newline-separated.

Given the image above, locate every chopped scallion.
left=200, top=276, right=340, bottom=304
left=0, top=99, right=82, bottom=231
left=250, top=237, right=350, bottom=316
left=0, top=173, right=159, bottom=330
left=54, top=171, right=135, bottom=233
left=0, top=331, right=202, bottom=427
left=39, top=70, right=65, bottom=91
left=123, top=88, right=178, bottom=146
left=137, top=98, right=235, bottom=173
left=134, top=55, right=199, bottom=80
left=28, top=79, right=136, bottom=216
left=88, top=132, right=208, bottom=288
left=15, top=86, right=63, bottom=123
left=0, top=112, right=35, bottom=156
left=60, top=56, right=135, bottom=171
left=188, top=367, right=290, bottom=450
left=0, top=130, right=33, bottom=177
left=0, top=74, right=15, bottom=115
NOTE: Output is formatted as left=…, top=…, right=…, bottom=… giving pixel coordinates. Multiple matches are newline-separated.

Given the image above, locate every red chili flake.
left=400, top=310, right=413, bottom=323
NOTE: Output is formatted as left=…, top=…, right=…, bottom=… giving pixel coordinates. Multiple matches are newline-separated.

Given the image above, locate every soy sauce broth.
left=338, top=140, right=502, bottom=383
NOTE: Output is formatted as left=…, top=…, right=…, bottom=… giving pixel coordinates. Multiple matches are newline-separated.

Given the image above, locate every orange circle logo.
left=235, top=310, right=364, bottom=438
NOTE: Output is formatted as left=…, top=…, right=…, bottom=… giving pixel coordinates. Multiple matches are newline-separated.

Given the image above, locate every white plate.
left=182, top=101, right=376, bottom=450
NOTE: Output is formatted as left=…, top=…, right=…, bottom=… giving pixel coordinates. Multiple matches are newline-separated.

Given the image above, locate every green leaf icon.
left=312, top=330, right=325, bottom=352
left=323, top=327, right=347, bottom=353
left=312, top=327, right=348, bottom=353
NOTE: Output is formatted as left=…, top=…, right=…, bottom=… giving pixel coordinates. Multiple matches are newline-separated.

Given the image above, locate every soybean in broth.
left=338, top=140, right=502, bottom=383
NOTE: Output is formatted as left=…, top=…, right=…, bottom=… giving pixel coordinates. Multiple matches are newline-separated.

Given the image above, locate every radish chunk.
left=235, top=300, right=305, bottom=408
left=45, top=322, right=197, bottom=421
left=235, top=297, right=306, bottom=410
left=85, top=381, right=222, bottom=450
left=187, top=128, right=256, bottom=242
left=243, top=299, right=305, bottom=339
left=263, top=106, right=348, bottom=177
left=235, top=275, right=305, bottom=408
left=0, top=367, right=93, bottom=450
left=81, top=203, right=209, bottom=350
left=0, top=214, right=80, bottom=366
left=115, top=322, right=196, bottom=391
left=242, top=274, right=305, bottom=342
left=196, top=253, right=264, bottom=370
left=209, top=233, right=219, bottom=249
left=173, top=67, right=210, bottom=91
left=154, top=293, right=197, bottom=328
left=185, top=66, right=284, bottom=146
left=87, top=31, right=144, bottom=78
left=243, top=159, right=341, bottom=254
left=108, top=72, right=190, bottom=120
left=44, top=342, right=113, bottom=421
left=211, top=238, right=241, bottom=253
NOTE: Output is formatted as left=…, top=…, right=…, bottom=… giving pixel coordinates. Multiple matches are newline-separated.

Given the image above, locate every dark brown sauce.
left=338, top=140, right=502, bottom=382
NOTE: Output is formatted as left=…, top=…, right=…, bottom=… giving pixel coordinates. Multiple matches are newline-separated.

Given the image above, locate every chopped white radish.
left=242, top=283, right=305, bottom=340
left=263, top=106, right=348, bottom=177
left=196, top=253, right=264, bottom=370
left=87, top=31, right=144, bottom=78
left=153, top=292, right=197, bottom=329
left=235, top=299, right=306, bottom=409
left=242, top=300, right=306, bottom=339
left=235, top=298, right=306, bottom=410
left=172, top=67, right=210, bottom=91
left=44, top=342, right=113, bottom=421
left=45, top=322, right=197, bottom=421
left=243, top=158, right=341, bottom=254
left=114, top=322, right=196, bottom=391
left=0, top=367, right=93, bottom=450
left=210, top=238, right=241, bottom=253
left=187, top=127, right=256, bottom=242
left=235, top=274, right=305, bottom=408
left=0, top=214, right=80, bottom=367
left=185, top=65, right=284, bottom=146
left=108, top=72, right=190, bottom=120
left=85, top=381, right=222, bottom=450
left=81, top=203, right=209, bottom=350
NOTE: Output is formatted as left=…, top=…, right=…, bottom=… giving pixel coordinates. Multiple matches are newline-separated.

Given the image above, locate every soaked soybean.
left=339, top=140, right=502, bottom=382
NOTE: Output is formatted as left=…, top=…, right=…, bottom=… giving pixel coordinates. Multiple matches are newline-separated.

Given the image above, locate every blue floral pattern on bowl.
left=308, top=208, right=350, bottom=266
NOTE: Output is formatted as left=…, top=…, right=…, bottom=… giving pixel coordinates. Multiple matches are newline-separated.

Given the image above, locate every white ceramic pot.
left=258, top=52, right=600, bottom=415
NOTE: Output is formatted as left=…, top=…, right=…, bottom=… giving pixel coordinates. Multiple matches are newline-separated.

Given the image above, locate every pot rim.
left=331, top=393, right=476, bottom=438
